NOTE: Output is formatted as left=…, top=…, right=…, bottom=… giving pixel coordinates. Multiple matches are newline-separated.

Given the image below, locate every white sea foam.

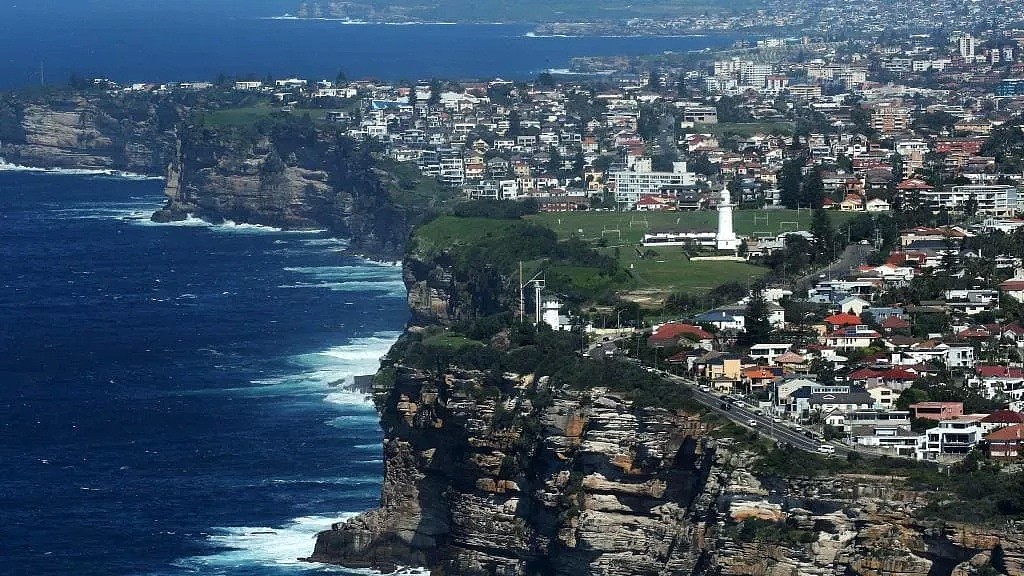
left=281, top=265, right=406, bottom=296
left=173, top=513, right=357, bottom=572
left=138, top=215, right=326, bottom=234
left=235, top=332, right=400, bottom=403
left=0, top=158, right=162, bottom=179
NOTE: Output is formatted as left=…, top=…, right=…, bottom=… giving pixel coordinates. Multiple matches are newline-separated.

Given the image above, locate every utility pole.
left=519, top=261, right=545, bottom=325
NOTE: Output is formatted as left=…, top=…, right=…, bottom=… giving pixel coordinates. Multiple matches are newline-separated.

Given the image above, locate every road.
left=793, top=243, right=874, bottom=294
left=659, top=371, right=845, bottom=455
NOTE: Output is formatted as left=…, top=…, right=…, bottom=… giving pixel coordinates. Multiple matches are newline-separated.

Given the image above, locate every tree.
left=803, top=168, right=825, bottom=208
left=335, top=69, right=347, bottom=84
left=647, top=68, right=662, bottom=92
left=546, top=145, right=563, bottom=177
left=536, top=71, right=555, bottom=87
left=810, top=208, right=836, bottom=265
left=896, top=387, right=929, bottom=410
left=428, top=79, right=442, bottom=107
left=739, top=282, right=773, bottom=347
left=778, top=157, right=805, bottom=209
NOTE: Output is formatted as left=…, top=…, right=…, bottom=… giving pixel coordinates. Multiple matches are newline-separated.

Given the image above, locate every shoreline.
left=0, top=159, right=164, bottom=180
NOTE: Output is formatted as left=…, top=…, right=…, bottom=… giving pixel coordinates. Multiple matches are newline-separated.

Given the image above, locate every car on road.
left=747, top=419, right=758, bottom=427
left=817, top=444, right=835, bottom=455
left=772, top=417, right=782, bottom=423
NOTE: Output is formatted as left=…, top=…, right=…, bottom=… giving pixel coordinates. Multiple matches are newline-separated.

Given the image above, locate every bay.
left=0, top=5, right=740, bottom=88
left=0, top=171, right=405, bottom=575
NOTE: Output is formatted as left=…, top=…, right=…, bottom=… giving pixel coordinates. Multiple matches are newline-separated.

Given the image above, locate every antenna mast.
left=519, top=262, right=545, bottom=324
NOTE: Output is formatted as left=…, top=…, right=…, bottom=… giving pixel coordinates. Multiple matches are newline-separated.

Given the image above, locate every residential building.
left=920, top=185, right=1021, bottom=216
left=909, top=401, right=964, bottom=421
left=917, top=417, right=986, bottom=460
left=611, top=159, right=696, bottom=208
left=825, top=325, right=882, bottom=350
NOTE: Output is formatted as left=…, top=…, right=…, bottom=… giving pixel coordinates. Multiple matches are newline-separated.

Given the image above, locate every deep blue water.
left=0, top=3, right=741, bottom=88
left=0, top=170, right=408, bottom=575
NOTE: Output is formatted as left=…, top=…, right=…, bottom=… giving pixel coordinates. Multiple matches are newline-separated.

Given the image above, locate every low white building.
left=917, top=417, right=986, bottom=460
left=748, top=343, right=792, bottom=364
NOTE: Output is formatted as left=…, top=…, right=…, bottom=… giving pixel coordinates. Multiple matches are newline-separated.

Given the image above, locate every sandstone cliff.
left=0, top=91, right=180, bottom=173
left=310, top=364, right=718, bottom=575
left=152, top=120, right=417, bottom=260
left=311, top=356, right=1024, bottom=575
left=308, top=239, right=1024, bottom=575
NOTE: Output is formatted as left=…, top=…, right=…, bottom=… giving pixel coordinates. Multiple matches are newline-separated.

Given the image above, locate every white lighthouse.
left=716, top=188, right=739, bottom=251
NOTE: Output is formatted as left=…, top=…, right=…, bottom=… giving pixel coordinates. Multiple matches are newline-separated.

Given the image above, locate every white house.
left=748, top=343, right=792, bottom=365
left=917, top=417, right=986, bottom=460
left=825, top=325, right=881, bottom=350
left=839, top=295, right=870, bottom=316
left=904, top=341, right=976, bottom=370
left=1001, top=269, right=1024, bottom=303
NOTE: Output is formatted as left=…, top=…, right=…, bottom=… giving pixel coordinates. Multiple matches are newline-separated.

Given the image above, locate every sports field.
left=528, top=208, right=855, bottom=245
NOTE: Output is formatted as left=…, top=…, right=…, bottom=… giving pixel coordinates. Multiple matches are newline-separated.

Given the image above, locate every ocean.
left=0, top=4, right=741, bottom=87
left=0, top=170, right=409, bottom=575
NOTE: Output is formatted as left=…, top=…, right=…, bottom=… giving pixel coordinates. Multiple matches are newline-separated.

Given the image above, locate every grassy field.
left=528, top=208, right=856, bottom=245
left=411, top=216, right=520, bottom=257
left=613, top=247, right=767, bottom=293
left=412, top=213, right=785, bottom=304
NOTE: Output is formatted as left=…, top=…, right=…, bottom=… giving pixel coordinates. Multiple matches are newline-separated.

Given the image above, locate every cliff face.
left=152, top=123, right=413, bottom=260
left=0, top=93, right=179, bottom=173
left=312, top=358, right=1024, bottom=575
left=310, top=364, right=717, bottom=575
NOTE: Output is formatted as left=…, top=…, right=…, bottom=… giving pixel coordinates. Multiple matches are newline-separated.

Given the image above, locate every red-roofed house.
left=1001, top=270, right=1024, bottom=303
left=648, top=322, right=713, bottom=348
left=957, top=326, right=992, bottom=340
left=986, top=424, right=1024, bottom=460
left=774, top=350, right=806, bottom=368
left=742, top=366, right=780, bottom=393
left=881, top=316, right=911, bottom=333
left=1003, top=322, right=1024, bottom=343
left=635, top=195, right=672, bottom=211
left=981, top=410, right=1024, bottom=433
left=824, top=313, right=862, bottom=329
left=969, top=365, right=1024, bottom=400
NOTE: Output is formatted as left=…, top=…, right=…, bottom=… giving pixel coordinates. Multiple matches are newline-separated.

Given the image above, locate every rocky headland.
left=150, top=117, right=423, bottom=260
left=305, top=248, right=1023, bottom=575
left=0, top=91, right=181, bottom=173
left=310, top=355, right=1024, bottom=575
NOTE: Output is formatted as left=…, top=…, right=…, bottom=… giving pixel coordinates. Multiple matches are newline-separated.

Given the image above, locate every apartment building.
left=918, top=184, right=1021, bottom=216
left=611, top=159, right=696, bottom=208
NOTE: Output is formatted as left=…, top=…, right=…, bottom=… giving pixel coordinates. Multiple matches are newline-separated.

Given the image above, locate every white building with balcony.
left=920, top=185, right=1020, bottom=216
left=916, top=417, right=985, bottom=460
left=611, top=159, right=696, bottom=209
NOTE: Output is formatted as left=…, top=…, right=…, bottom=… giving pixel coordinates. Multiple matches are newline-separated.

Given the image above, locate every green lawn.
left=615, top=246, right=767, bottom=293
left=411, top=216, right=519, bottom=257
left=528, top=209, right=855, bottom=245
